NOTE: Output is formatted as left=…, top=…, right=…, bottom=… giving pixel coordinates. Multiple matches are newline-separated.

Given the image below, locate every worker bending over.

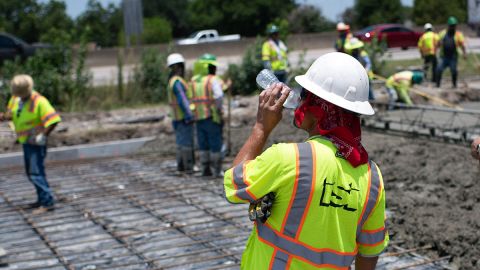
left=0, top=75, right=61, bottom=214
left=436, top=16, right=467, bottom=88
left=335, top=22, right=352, bottom=53
left=386, top=71, right=423, bottom=108
left=224, top=52, right=388, bottom=269
left=345, top=37, right=375, bottom=100
left=167, top=53, right=195, bottom=173
left=191, top=54, right=226, bottom=177
left=418, top=23, right=439, bottom=82
left=262, top=24, right=288, bottom=83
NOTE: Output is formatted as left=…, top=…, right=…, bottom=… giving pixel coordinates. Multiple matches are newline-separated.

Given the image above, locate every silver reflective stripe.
left=283, top=143, right=314, bottom=238
left=258, top=224, right=355, bottom=267
left=358, top=228, right=386, bottom=245
left=233, top=162, right=256, bottom=202
left=271, top=250, right=289, bottom=270
left=357, top=161, right=381, bottom=237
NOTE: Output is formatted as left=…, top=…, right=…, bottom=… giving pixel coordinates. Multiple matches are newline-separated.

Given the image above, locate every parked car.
left=176, top=29, right=241, bottom=45
left=0, top=33, right=50, bottom=63
left=354, top=24, right=422, bottom=49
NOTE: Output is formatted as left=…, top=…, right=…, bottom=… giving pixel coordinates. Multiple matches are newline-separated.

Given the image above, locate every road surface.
left=90, top=38, right=480, bottom=86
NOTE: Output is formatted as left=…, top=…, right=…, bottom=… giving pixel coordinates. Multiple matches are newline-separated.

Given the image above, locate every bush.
left=142, top=17, right=173, bottom=44
left=363, top=36, right=388, bottom=75
left=0, top=29, right=91, bottom=111
left=225, top=38, right=264, bottom=95
left=288, top=5, right=334, bottom=33
left=132, top=48, right=170, bottom=102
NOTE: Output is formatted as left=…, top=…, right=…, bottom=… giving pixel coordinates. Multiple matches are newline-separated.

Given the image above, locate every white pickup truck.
left=176, top=29, right=241, bottom=45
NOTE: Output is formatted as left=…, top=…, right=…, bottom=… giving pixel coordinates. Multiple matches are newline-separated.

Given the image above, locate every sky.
left=43, top=0, right=414, bottom=21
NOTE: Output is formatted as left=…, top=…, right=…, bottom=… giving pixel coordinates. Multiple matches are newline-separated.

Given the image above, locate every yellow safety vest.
left=167, top=76, right=191, bottom=121
left=224, top=137, right=388, bottom=269
left=190, top=74, right=222, bottom=123
left=262, top=39, right=288, bottom=71
left=417, top=31, right=439, bottom=56
left=386, top=71, right=413, bottom=91
left=335, top=33, right=353, bottom=53
left=7, top=91, right=61, bottom=144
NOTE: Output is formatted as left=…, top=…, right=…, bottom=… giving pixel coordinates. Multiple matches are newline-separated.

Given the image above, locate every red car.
left=354, top=24, right=422, bottom=49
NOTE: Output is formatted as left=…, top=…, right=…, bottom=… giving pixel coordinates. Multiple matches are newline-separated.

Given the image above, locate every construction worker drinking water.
left=224, top=52, right=388, bottom=269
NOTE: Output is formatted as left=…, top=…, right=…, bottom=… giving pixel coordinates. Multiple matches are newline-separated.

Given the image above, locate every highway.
left=90, top=37, right=480, bottom=86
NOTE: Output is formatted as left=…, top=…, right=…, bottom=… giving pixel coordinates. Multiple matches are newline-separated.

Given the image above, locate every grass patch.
left=379, top=53, right=480, bottom=79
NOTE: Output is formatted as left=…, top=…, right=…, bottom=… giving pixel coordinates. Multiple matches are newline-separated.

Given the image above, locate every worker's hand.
left=255, top=83, right=290, bottom=134
left=225, top=79, right=232, bottom=90
left=471, top=137, right=480, bottom=160
left=35, top=133, right=47, bottom=146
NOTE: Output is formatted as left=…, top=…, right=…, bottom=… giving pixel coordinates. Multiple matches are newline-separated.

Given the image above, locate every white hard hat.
left=336, top=22, right=350, bottom=31
left=167, top=53, right=185, bottom=67
left=295, top=52, right=374, bottom=115
left=424, top=23, right=433, bottom=30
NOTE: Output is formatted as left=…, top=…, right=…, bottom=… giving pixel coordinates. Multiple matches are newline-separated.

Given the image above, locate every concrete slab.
left=0, top=136, right=155, bottom=169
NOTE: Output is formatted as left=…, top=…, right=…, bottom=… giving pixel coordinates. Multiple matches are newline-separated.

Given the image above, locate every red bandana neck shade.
left=294, top=92, right=369, bottom=167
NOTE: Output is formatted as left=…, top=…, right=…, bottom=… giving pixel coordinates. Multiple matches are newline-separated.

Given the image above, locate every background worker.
left=418, top=23, right=439, bottom=82
left=190, top=54, right=226, bottom=177
left=0, top=75, right=61, bottom=214
left=436, top=16, right=467, bottom=88
left=335, top=22, right=352, bottom=53
left=262, top=24, right=288, bottom=83
left=167, top=53, right=195, bottom=174
left=386, top=71, right=424, bottom=108
left=224, top=52, right=388, bottom=269
left=345, top=37, right=375, bottom=100
left=471, top=137, right=480, bottom=162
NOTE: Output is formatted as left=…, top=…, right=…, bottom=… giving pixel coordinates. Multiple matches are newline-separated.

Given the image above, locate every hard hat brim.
left=295, top=75, right=375, bottom=115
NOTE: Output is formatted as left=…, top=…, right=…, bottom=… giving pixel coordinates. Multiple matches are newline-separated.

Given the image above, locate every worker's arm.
left=173, top=80, right=194, bottom=122
left=355, top=255, right=378, bottom=270
left=471, top=137, right=480, bottom=160
left=43, top=123, right=57, bottom=136
left=232, top=83, right=290, bottom=166
left=211, top=78, right=224, bottom=112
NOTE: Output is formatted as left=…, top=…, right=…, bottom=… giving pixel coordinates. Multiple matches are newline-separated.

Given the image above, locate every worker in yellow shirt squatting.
left=224, top=52, right=388, bottom=269
left=191, top=53, right=229, bottom=177
left=262, top=24, right=288, bottom=83
left=0, top=75, right=61, bottom=214
left=417, top=23, right=439, bottom=82
left=385, top=71, right=424, bottom=109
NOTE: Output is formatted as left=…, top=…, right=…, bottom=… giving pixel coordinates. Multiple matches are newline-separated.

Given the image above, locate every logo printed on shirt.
left=319, top=178, right=359, bottom=212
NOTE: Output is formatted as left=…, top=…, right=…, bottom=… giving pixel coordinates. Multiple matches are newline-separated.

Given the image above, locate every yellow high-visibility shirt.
left=7, top=91, right=61, bottom=144
left=418, top=31, right=439, bottom=56
left=262, top=39, right=288, bottom=72
left=224, top=136, right=388, bottom=269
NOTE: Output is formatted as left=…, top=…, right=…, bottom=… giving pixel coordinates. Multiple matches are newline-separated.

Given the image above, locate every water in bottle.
left=255, top=69, right=301, bottom=109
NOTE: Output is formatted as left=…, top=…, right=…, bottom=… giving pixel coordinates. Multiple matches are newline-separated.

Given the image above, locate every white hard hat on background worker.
left=336, top=22, right=350, bottom=31
left=167, top=53, right=185, bottom=67
left=424, top=23, right=433, bottom=30
left=295, top=52, right=374, bottom=115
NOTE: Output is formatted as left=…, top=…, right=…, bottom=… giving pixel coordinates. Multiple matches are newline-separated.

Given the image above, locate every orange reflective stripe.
left=29, top=93, right=40, bottom=112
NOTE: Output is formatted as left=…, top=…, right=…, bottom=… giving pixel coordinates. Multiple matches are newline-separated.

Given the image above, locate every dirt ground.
left=0, top=86, right=479, bottom=269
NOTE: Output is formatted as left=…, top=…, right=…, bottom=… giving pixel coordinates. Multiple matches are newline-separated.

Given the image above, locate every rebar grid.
left=0, top=154, right=451, bottom=270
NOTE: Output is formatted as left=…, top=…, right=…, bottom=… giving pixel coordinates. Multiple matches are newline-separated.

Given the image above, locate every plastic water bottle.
left=255, top=69, right=301, bottom=109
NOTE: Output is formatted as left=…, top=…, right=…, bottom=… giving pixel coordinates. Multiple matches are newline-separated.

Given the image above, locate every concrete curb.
left=0, top=136, right=156, bottom=169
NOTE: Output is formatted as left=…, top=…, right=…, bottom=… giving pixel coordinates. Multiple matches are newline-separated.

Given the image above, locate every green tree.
left=288, top=5, right=334, bottom=33
left=0, top=0, right=41, bottom=43
left=76, top=0, right=122, bottom=47
left=142, top=0, right=189, bottom=37
left=38, top=0, right=74, bottom=41
left=353, top=0, right=404, bottom=27
left=187, top=0, right=296, bottom=37
left=412, top=0, right=467, bottom=25
left=142, top=17, right=173, bottom=44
